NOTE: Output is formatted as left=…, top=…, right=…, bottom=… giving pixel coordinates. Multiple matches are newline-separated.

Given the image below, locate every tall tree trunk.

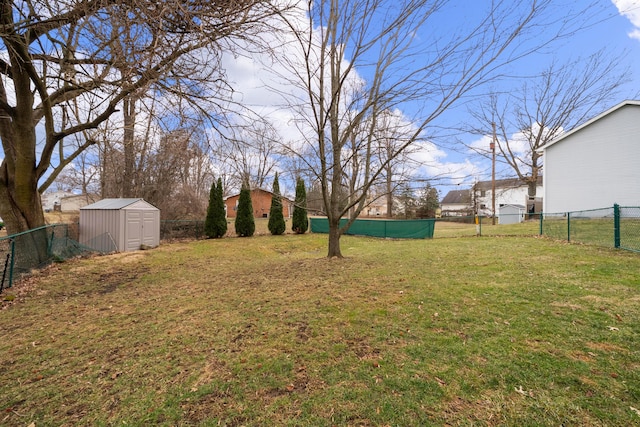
left=527, top=179, right=537, bottom=200
left=0, top=54, right=46, bottom=236
left=0, top=159, right=49, bottom=269
left=527, top=177, right=538, bottom=215
left=122, top=96, right=136, bottom=197
left=0, top=165, right=45, bottom=234
left=327, top=216, right=342, bottom=258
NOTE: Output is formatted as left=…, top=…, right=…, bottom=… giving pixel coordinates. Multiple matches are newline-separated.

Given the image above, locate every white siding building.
left=474, top=178, right=543, bottom=217
left=441, top=189, right=472, bottom=216
left=541, top=100, right=640, bottom=213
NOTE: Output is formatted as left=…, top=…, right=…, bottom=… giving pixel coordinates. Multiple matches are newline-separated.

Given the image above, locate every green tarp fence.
left=310, top=217, right=435, bottom=239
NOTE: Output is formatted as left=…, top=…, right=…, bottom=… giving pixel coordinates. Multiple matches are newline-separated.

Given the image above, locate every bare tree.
left=276, top=0, right=590, bottom=257
left=339, top=109, right=419, bottom=219
left=468, top=50, right=630, bottom=208
left=0, top=0, right=286, bottom=236
left=371, top=110, right=422, bottom=218
left=140, top=129, right=213, bottom=219
left=209, top=120, right=284, bottom=192
left=95, top=121, right=215, bottom=219
left=53, top=142, right=100, bottom=195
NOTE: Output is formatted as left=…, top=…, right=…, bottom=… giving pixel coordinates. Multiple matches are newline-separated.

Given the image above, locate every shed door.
left=142, top=211, right=157, bottom=247
left=125, top=211, right=143, bottom=251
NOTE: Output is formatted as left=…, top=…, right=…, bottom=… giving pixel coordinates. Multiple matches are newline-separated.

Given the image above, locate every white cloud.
left=220, top=12, right=475, bottom=187
left=611, top=0, right=640, bottom=40
left=468, top=134, right=494, bottom=155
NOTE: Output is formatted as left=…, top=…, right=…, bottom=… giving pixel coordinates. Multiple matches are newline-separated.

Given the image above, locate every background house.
left=60, top=193, right=99, bottom=211
left=361, top=195, right=389, bottom=217
left=440, top=189, right=472, bottom=216
left=42, top=191, right=99, bottom=212
left=224, top=188, right=293, bottom=219
left=541, top=100, right=640, bottom=213
left=441, top=177, right=543, bottom=218
left=474, top=177, right=543, bottom=217
left=41, top=190, right=75, bottom=212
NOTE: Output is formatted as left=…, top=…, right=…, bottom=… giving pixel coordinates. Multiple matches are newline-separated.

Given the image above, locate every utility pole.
left=491, top=122, right=496, bottom=225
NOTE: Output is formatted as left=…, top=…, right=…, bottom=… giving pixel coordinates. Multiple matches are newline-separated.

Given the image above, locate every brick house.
left=224, top=188, right=294, bottom=219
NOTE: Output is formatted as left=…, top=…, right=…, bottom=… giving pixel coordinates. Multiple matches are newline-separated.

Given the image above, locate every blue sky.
left=223, top=0, right=640, bottom=197
left=6, top=0, right=640, bottom=199
left=422, top=0, right=640, bottom=189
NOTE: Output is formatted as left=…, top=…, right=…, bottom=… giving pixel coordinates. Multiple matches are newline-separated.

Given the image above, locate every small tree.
left=204, top=180, right=218, bottom=238
left=268, top=173, right=286, bottom=235
left=235, top=183, right=255, bottom=237
left=398, top=185, right=416, bottom=219
left=292, top=177, right=309, bottom=234
left=416, top=184, right=440, bottom=219
left=205, top=178, right=227, bottom=238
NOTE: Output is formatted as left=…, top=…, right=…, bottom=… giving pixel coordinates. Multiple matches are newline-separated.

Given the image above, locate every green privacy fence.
left=310, top=217, right=435, bottom=239
left=540, top=205, right=640, bottom=252
left=0, top=224, right=97, bottom=291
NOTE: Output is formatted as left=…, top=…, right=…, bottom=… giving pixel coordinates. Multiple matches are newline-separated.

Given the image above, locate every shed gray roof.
left=81, top=198, right=154, bottom=210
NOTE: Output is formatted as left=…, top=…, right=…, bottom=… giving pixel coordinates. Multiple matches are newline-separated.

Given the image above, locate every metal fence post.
left=614, top=203, right=621, bottom=248
left=8, top=238, right=15, bottom=288
left=47, top=229, right=55, bottom=257
left=539, top=212, right=543, bottom=236
left=567, top=212, right=571, bottom=242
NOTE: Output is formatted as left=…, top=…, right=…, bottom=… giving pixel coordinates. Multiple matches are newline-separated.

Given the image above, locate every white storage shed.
left=80, top=198, right=160, bottom=252
left=498, top=204, right=526, bottom=225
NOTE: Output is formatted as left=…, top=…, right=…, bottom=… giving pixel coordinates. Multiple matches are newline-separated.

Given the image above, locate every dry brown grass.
left=1, top=233, right=639, bottom=426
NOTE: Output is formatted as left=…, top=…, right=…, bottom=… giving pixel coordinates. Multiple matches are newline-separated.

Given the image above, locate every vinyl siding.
left=79, top=199, right=160, bottom=252
left=543, top=104, right=640, bottom=213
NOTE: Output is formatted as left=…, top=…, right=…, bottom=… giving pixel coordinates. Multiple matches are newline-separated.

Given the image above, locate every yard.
left=1, top=232, right=639, bottom=426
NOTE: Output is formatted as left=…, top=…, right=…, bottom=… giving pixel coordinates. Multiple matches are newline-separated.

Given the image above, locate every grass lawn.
left=433, top=219, right=540, bottom=239
left=1, top=233, right=640, bottom=426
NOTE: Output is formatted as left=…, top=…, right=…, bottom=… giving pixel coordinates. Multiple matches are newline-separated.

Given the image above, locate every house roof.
left=81, top=198, right=154, bottom=210
left=474, top=176, right=542, bottom=191
left=542, top=99, right=640, bottom=151
left=61, top=193, right=99, bottom=201
left=441, top=189, right=471, bottom=204
left=224, top=188, right=294, bottom=203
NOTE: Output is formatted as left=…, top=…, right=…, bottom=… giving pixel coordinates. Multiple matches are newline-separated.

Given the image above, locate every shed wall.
left=79, top=209, right=122, bottom=252
left=498, top=205, right=525, bottom=225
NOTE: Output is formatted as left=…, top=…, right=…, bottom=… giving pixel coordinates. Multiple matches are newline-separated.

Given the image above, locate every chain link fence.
left=541, top=205, right=640, bottom=252
left=619, top=207, right=640, bottom=252
left=160, top=220, right=207, bottom=241
left=2, top=206, right=637, bottom=292
left=433, top=214, right=541, bottom=238
left=0, top=224, right=98, bottom=291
